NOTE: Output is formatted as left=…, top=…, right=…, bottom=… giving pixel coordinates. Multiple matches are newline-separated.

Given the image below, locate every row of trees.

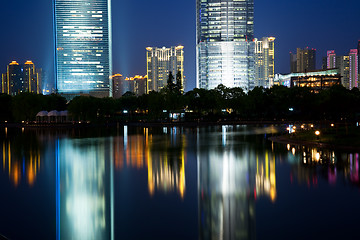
left=1, top=83, right=360, bottom=123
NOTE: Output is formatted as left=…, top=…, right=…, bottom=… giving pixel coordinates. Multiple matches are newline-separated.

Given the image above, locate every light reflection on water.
left=0, top=126, right=359, bottom=239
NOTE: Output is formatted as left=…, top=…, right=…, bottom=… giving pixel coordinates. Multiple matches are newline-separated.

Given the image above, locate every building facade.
left=254, top=37, right=275, bottom=88
left=54, top=0, right=112, bottom=98
left=2, top=61, right=42, bottom=95
left=290, top=48, right=316, bottom=73
left=196, top=0, right=255, bottom=91
left=275, top=69, right=341, bottom=92
left=146, top=46, right=184, bottom=93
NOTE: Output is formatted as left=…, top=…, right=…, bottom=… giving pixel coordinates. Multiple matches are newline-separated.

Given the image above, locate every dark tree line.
left=1, top=83, right=360, bottom=123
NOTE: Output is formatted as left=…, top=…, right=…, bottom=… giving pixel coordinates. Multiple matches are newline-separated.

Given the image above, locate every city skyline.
left=0, top=0, right=359, bottom=91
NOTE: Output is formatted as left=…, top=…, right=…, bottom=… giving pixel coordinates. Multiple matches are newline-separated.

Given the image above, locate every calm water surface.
left=0, top=125, right=359, bottom=240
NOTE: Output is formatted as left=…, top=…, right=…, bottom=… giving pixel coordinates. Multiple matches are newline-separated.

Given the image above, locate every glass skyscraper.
left=196, top=0, right=255, bottom=91
left=54, top=0, right=112, bottom=98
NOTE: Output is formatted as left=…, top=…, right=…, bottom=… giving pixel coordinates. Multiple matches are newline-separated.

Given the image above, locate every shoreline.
left=269, top=135, right=360, bottom=151
left=0, top=120, right=330, bottom=129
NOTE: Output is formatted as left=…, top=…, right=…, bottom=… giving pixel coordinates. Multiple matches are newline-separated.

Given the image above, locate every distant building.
left=275, top=69, right=341, bottom=92
left=112, top=74, right=148, bottom=98
left=349, top=49, right=358, bottom=89
left=325, top=50, right=358, bottom=89
left=290, top=52, right=297, bottom=73
left=254, top=37, right=275, bottom=88
left=127, top=75, right=147, bottom=96
left=290, top=48, right=316, bottom=73
left=327, top=50, right=337, bottom=69
left=112, top=74, right=125, bottom=99
left=146, top=46, right=184, bottom=92
left=2, top=61, right=42, bottom=95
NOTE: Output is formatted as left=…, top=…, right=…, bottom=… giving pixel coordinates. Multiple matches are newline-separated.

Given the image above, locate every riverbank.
left=0, top=119, right=323, bottom=129
left=269, top=125, right=360, bottom=151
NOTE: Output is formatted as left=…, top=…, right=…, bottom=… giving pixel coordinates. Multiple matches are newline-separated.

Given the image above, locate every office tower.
left=146, top=46, right=184, bottom=93
left=23, top=61, right=42, bottom=94
left=337, top=56, right=350, bottom=89
left=54, top=0, right=112, bottom=98
left=349, top=49, right=358, bottom=89
left=296, top=48, right=316, bottom=72
left=255, top=37, right=275, bottom=88
left=5, top=61, right=22, bottom=95
left=327, top=50, right=336, bottom=69
left=196, top=0, right=255, bottom=91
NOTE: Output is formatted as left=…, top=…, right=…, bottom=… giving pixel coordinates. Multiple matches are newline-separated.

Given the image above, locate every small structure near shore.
left=36, top=110, right=69, bottom=123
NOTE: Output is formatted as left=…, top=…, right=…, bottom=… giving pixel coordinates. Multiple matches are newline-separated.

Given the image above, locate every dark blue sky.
left=1, top=0, right=359, bottom=91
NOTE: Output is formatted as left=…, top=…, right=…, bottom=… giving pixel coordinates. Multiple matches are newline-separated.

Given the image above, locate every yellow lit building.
left=146, top=46, right=184, bottom=93
left=2, top=60, right=42, bottom=95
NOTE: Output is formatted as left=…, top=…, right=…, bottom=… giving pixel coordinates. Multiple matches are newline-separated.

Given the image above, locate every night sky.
left=1, top=0, right=359, bottom=91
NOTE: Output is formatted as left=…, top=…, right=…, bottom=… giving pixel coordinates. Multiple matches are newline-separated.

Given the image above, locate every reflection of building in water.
left=1, top=140, right=41, bottom=187
left=113, top=127, right=186, bottom=199
left=286, top=145, right=360, bottom=187
left=349, top=154, right=359, bottom=183
left=255, top=151, right=277, bottom=202
left=198, top=127, right=256, bottom=240
left=57, top=138, right=113, bottom=240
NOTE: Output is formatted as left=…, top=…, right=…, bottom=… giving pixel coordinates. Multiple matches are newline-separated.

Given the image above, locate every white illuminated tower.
left=54, top=0, right=112, bottom=98
left=255, top=37, right=275, bottom=88
left=196, top=0, right=255, bottom=91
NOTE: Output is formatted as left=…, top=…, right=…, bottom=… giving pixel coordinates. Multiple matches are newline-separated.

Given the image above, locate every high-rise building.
left=291, top=48, right=316, bottom=73
left=327, top=50, right=336, bottom=69
left=2, top=61, right=42, bottom=95
left=325, top=50, right=358, bottom=89
left=126, top=75, right=147, bottom=96
left=349, top=49, right=358, bottom=89
left=54, top=0, right=112, bottom=98
left=146, top=46, right=184, bottom=93
left=196, top=0, right=255, bottom=91
left=112, top=74, right=125, bottom=99
left=254, top=37, right=275, bottom=88
left=5, top=61, right=22, bottom=95
left=112, top=74, right=148, bottom=98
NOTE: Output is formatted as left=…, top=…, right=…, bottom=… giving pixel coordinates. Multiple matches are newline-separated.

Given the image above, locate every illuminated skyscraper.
left=54, top=0, right=112, bottom=98
left=146, top=46, right=184, bottom=92
left=4, top=61, right=22, bottom=95
left=349, top=49, right=358, bottom=89
left=196, top=0, right=255, bottom=91
left=254, top=37, right=275, bottom=88
left=2, top=61, right=42, bottom=95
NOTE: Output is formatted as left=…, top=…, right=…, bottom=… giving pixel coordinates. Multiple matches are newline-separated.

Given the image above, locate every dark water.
left=0, top=125, right=360, bottom=240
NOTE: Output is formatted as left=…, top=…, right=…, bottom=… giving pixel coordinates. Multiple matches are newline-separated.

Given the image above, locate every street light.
left=315, top=130, right=320, bottom=140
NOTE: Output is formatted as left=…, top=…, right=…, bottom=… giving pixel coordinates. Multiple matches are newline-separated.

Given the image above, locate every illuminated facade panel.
left=54, top=0, right=112, bottom=98
left=146, top=46, right=184, bottom=93
left=196, top=0, right=255, bottom=91
left=255, top=37, right=275, bottom=88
